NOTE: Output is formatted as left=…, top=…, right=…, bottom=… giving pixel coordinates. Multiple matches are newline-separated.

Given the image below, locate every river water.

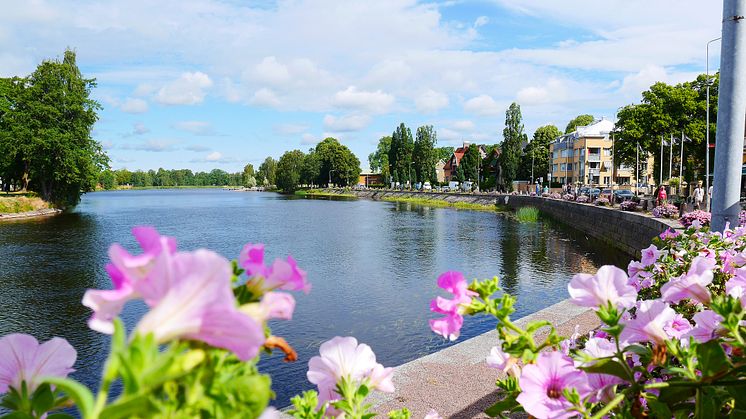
left=0, top=189, right=629, bottom=407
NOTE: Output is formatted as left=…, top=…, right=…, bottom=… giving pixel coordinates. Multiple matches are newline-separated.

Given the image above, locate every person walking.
left=693, top=181, right=704, bottom=210
left=656, top=185, right=668, bottom=207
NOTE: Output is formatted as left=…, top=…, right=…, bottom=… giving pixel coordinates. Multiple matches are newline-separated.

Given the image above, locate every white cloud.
left=250, top=88, right=281, bottom=107
left=133, top=122, right=149, bottom=135
left=173, top=120, right=215, bottom=135
left=333, top=86, right=394, bottom=114
left=274, top=123, right=309, bottom=135
left=155, top=72, right=213, bottom=105
left=123, top=139, right=178, bottom=152
left=516, top=78, right=568, bottom=105
left=185, top=144, right=210, bottom=152
left=474, top=16, right=489, bottom=28
left=323, top=114, right=372, bottom=132
left=415, top=89, right=449, bottom=113
left=301, top=133, right=317, bottom=145
left=463, top=94, right=504, bottom=116
left=206, top=151, right=222, bottom=161
left=120, top=97, right=148, bottom=113
left=251, top=56, right=291, bottom=85
left=451, top=120, right=475, bottom=131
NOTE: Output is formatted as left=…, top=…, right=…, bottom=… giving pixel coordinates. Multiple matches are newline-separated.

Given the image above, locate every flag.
left=661, top=139, right=669, bottom=146
left=683, top=135, right=693, bottom=143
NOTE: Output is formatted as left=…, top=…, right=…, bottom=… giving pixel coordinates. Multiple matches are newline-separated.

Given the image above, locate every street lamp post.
left=328, top=168, right=336, bottom=187
left=706, top=36, right=721, bottom=211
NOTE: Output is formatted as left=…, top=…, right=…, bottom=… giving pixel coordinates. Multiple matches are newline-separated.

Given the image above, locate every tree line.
left=0, top=49, right=106, bottom=207
left=272, top=137, right=361, bottom=193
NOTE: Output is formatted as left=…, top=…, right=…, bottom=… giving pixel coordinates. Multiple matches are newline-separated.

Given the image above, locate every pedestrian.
left=656, top=185, right=667, bottom=207
left=693, top=181, right=704, bottom=210
left=708, top=184, right=714, bottom=209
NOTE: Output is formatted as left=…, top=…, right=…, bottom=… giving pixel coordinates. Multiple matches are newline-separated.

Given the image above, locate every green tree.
left=368, top=136, right=392, bottom=182
left=276, top=150, right=305, bottom=193
left=499, top=102, right=527, bottom=190
left=257, top=157, right=278, bottom=186
left=518, top=125, right=561, bottom=182
left=0, top=50, right=106, bottom=206
left=315, top=137, right=361, bottom=186
left=459, top=144, right=480, bottom=183
left=564, top=114, right=595, bottom=134
left=388, top=123, right=414, bottom=186
left=98, top=170, right=117, bottom=190
left=435, top=146, right=455, bottom=162
left=413, top=125, right=438, bottom=184
left=115, top=169, right=132, bottom=186
left=242, top=163, right=255, bottom=187
left=301, top=149, right=321, bottom=187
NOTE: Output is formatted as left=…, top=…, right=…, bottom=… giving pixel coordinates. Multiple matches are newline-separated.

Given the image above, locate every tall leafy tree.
left=388, top=123, right=414, bottom=185
left=0, top=50, right=106, bottom=206
left=257, top=157, right=278, bottom=186
left=242, top=163, right=255, bottom=187
left=413, top=125, right=438, bottom=184
left=315, top=137, right=361, bottom=186
left=564, top=114, right=595, bottom=134
left=368, top=136, right=391, bottom=181
left=518, top=125, right=561, bottom=182
left=499, top=102, right=527, bottom=190
left=276, top=150, right=305, bottom=193
left=435, top=146, right=455, bottom=162
left=301, top=148, right=321, bottom=186
left=458, top=144, right=480, bottom=183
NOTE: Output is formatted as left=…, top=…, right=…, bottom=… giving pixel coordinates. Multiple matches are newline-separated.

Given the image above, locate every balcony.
left=587, top=154, right=601, bottom=162
left=588, top=168, right=600, bottom=176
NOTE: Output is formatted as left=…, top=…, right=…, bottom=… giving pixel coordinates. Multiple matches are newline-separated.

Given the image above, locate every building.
left=549, top=118, right=654, bottom=188
left=358, top=173, right=383, bottom=187
left=443, top=141, right=487, bottom=181
left=435, top=159, right=446, bottom=183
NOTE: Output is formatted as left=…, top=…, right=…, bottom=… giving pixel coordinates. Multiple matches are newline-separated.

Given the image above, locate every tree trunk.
left=20, top=161, right=30, bottom=192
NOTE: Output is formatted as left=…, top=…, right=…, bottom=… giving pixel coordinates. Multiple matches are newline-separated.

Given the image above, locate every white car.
left=423, top=182, right=432, bottom=191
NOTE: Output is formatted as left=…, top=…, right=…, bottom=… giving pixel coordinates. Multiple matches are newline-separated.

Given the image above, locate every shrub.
left=562, top=194, right=575, bottom=201
left=652, top=203, right=678, bottom=218
left=515, top=206, right=539, bottom=222
left=541, top=191, right=550, bottom=197
left=680, top=210, right=711, bottom=227
left=576, top=195, right=589, bottom=203
left=549, top=192, right=562, bottom=199
left=619, top=200, right=638, bottom=211
left=594, top=197, right=610, bottom=206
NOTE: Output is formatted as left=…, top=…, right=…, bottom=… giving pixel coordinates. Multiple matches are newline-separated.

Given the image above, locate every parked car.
left=423, top=182, right=432, bottom=191
left=614, top=189, right=635, bottom=201
left=585, top=188, right=601, bottom=199
left=442, top=186, right=450, bottom=192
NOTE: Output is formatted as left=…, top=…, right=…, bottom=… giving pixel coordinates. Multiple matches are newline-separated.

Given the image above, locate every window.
left=589, top=162, right=600, bottom=169
left=603, top=148, right=612, bottom=156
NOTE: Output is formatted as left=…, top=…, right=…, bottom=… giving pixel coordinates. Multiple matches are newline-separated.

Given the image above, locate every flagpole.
left=679, top=131, right=684, bottom=190
left=660, top=134, right=664, bottom=186
left=635, top=141, right=639, bottom=195
left=669, top=134, right=673, bottom=185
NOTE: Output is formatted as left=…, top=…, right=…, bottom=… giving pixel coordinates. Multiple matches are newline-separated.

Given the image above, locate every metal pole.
left=660, top=135, right=664, bottom=186
left=636, top=141, right=639, bottom=195
left=669, top=134, right=673, bottom=184
left=679, top=130, right=684, bottom=191
left=531, top=148, right=534, bottom=185
left=712, top=0, right=746, bottom=231
left=706, top=37, right=721, bottom=211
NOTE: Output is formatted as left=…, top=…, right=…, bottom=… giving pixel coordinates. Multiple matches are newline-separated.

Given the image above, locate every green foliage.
left=368, top=136, right=392, bottom=182
left=413, top=126, right=438, bottom=184
left=314, top=138, right=360, bottom=187
left=0, top=49, right=107, bottom=208
left=276, top=150, right=306, bottom=193
left=564, top=114, right=595, bottom=134
left=498, top=103, right=526, bottom=190
left=242, top=164, right=255, bottom=187
left=257, top=157, right=278, bottom=186
left=517, top=125, right=560, bottom=182
left=434, top=146, right=455, bottom=163
left=515, top=206, right=539, bottom=223
left=388, top=123, right=414, bottom=185
left=301, top=149, right=322, bottom=186
left=98, top=170, right=117, bottom=190
left=458, top=144, right=481, bottom=183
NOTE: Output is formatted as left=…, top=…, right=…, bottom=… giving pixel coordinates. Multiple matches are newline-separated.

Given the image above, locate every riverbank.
left=294, top=189, right=356, bottom=198
left=381, top=196, right=497, bottom=211
left=0, top=208, right=61, bottom=221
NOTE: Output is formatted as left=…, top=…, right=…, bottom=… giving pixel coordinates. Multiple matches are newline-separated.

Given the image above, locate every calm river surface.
left=0, top=189, right=629, bottom=407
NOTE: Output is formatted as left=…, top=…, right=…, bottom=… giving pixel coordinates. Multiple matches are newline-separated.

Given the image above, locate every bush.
left=594, top=197, right=610, bottom=206
left=562, top=194, right=575, bottom=201
left=549, top=192, right=562, bottom=199
left=541, top=191, right=550, bottom=197
left=515, top=206, right=540, bottom=222
left=652, top=203, right=678, bottom=218
left=680, top=210, right=711, bottom=227
left=576, top=195, right=589, bottom=203
left=619, top=200, right=638, bottom=211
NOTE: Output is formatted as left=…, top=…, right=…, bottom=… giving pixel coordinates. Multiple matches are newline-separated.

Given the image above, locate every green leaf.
left=41, top=377, right=94, bottom=419
left=485, top=395, right=518, bottom=417
left=525, top=320, right=551, bottom=335
left=578, top=358, right=630, bottom=381
left=696, top=340, right=729, bottom=378
left=0, top=412, right=34, bottom=419
left=658, top=385, right=696, bottom=406
left=98, top=394, right=156, bottom=419
left=727, top=383, right=746, bottom=409
left=30, top=383, right=54, bottom=416
left=647, top=399, right=672, bottom=418
left=45, top=414, right=76, bottom=419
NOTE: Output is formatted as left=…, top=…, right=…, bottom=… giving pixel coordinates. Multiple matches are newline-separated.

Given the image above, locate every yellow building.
left=549, top=118, right=654, bottom=189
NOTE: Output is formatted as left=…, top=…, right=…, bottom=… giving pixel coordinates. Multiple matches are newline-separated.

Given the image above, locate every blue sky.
left=0, top=0, right=723, bottom=172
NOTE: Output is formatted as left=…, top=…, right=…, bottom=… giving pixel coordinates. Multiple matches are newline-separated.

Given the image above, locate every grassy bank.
left=294, top=189, right=357, bottom=198
left=110, top=185, right=229, bottom=191
left=381, top=196, right=497, bottom=211
left=0, top=194, right=51, bottom=214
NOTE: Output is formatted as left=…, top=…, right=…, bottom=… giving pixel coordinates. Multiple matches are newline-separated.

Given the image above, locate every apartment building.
left=549, top=118, right=654, bottom=188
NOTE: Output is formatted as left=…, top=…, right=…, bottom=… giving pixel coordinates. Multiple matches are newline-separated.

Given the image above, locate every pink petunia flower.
left=241, top=291, right=296, bottom=322
left=567, top=265, right=637, bottom=310
left=577, top=338, right=624, bottom=403
left=486, top=338, right=520, bottom=377
left=619, top=300, right=677, bottom=346
left=240, top=244, right=311, bottom=294
left=663, top=313, right=693, bottom=339
left=82, top=226, right=178, bottom=334
left=306, top=336, right=394, bottom=406
left=659, top=228, right=680, bottom=240
left=0, top=334, right=76, bottom=394
left=640, top=244, right=660, bottom=267
left=660, top=257, right=715, bottom=304
left=684, top=310, right=724, bottom=343
left=429, top=272, right=477, bottom=341
left=516, top=351, right=592, bottom=419
left=424, top=409, right=443, bottom=419
left=134, top=249, right=265, bottom=361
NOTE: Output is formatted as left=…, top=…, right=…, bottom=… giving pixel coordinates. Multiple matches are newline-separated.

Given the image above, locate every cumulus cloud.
left=274, top=123, right=309, bottom=135
left=516, top=79, right=568, bottom=105
left=185, top=144, right=211, bottom=152
left=451, top=120, right=475, bottom=131
left=155, top=72, right=213, bottom=105
left=120, top=97, right=149, bottom=113
left=301, top=133, right=317, bottom=145
left=332, top=86, right=394, bottom=114
left=206, top=151, right=222, bottom=161
left=191, top=151, right=237, bottom=164
left=173, top=120, right=215, bottom=135
left=122, top=122, right=150, bottom=137
left=415, top=89, right=449, bottom=114
left=323, top=114, right=372, bottom=132
left=123, top=139, right=178, bottom=152
left=463, top=94, right=504, bottom=116
left=250, top=88, right=281, bottom=107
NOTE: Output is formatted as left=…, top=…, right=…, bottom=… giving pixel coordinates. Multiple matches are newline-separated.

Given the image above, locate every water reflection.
left=0, top=190, right=630, bottom=408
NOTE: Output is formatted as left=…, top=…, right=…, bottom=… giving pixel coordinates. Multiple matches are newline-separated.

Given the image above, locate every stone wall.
left=334, top=189, right=680, bottom=257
